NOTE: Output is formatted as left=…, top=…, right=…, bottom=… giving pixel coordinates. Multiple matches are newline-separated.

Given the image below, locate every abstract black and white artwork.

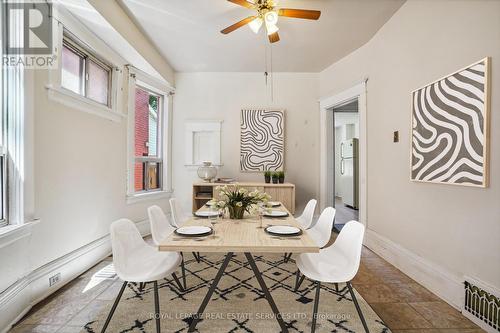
left=240, top=109, right=285, bottom=172
left=411, top=58, right=490, bottom=187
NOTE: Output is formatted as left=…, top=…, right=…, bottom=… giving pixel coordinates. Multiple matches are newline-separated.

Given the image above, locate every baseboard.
left=0, top=219, right=150, bottom=333
left=364, top=229, right=463, bottom=309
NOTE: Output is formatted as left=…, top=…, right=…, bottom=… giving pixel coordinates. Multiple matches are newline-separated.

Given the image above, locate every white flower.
left=239, top=188, right=248, bottom=194
left=218, top=201, right=226, bottom=207
left=236, top=201, right=243, bottom=207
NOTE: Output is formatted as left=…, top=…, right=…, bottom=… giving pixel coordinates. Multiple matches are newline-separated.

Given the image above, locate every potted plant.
left=272, top=172, right=279, bottom=184
left=264, top=171, right=271, bottom=183
left=208, top=184, right=270, bottom=219
left=278, top=171, right=285, bottom=184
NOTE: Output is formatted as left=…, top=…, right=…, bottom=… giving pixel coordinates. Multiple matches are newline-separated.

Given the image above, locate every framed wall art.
left=240, top=108, right=285, bottom=172
left=410, top=57, right=490, bottom=187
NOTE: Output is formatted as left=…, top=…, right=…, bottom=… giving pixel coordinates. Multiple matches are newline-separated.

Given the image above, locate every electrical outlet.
left=393, top=131, right=399, bottom=143
left=49, top=273, right=61, bottom=287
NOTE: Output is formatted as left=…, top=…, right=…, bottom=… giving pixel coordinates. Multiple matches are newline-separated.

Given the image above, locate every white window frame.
left=61, top=33, right=113, bottom=108
left=0, top=2, right=5, bottom=228
left=126, top=66, right=173, bottom=204
left=0, top=146, right=6, bottom=228
left=184, top=120, right=223, bottom=167
left=46, top=6, right=125, bottom=123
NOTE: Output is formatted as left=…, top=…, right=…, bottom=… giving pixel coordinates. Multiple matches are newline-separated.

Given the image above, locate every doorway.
left=319, top=81, right=367, bottom=230
left=332, top=100, right=359, bottom=231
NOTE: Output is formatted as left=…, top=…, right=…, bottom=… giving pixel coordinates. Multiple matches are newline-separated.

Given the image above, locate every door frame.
left=319, top=81, right=368, bottom=227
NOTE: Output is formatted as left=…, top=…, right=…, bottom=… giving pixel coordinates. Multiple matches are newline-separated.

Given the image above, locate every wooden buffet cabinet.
left=192, top=182, right=296, bottom=214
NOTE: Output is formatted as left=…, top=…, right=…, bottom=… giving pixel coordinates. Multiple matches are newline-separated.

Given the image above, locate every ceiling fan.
left=221, top=0, right=321, bottom=43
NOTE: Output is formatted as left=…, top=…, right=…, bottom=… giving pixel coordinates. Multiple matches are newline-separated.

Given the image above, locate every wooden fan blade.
left=278, top=8, right=321, bottom=20
left=227, top=0, right=254, bottom=9
left=268, top=32, right=280, bottom=43
left=221, top=16, right=257, bottom=34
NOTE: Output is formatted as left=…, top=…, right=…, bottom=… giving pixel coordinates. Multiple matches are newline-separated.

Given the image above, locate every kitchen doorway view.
left=333, top=99, right=359, bottom=232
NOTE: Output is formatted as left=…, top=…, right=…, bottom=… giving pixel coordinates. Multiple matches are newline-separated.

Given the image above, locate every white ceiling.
left=118, top=0, right=404, bottom=72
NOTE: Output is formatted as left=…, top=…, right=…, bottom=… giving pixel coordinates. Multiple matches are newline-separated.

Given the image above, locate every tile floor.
left=9, top=241, right=484, bottom=333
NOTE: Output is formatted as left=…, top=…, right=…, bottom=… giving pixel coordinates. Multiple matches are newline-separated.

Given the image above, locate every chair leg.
left=153, top=281, right=161, bottom=333
left=180, top=253, right=187, bottom=289
left=295, top=270, right=305, bottom=291
left=139, top=282, right=146, bottom=292
left=334, top=283, right=339, bottom=292
left=101, top=281, right=127, bottom=333
left=171, top=272, right=185, bottom=292
left=192, top=252, right=201, bottom=263
left=311, top=281, right=321, bottom=333
left=347, top=282, right=370, bottom=333
left=284, top=253, right=292, bottom=263
left=294, top=270, right=300, bottom=291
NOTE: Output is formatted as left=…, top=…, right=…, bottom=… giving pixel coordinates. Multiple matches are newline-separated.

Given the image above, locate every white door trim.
left=319, top=81, right=368, bottom=227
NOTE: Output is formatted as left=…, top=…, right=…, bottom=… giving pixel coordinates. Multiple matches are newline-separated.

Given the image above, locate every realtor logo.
left=2, top=1, right=55, bottom=68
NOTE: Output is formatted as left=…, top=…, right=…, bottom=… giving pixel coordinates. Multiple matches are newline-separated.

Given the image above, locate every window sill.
left=126, top=190, right=172, bottom=205
left=46, top=85, right=126, bottom=123
left=0, top=220, right=39, bottom=249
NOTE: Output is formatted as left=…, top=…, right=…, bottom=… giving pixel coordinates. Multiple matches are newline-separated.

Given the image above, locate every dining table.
left=158, top=202, right=320, bottom=333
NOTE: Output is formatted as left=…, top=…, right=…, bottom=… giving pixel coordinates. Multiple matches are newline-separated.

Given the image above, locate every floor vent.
left=463, top=278, right=499, bottom=332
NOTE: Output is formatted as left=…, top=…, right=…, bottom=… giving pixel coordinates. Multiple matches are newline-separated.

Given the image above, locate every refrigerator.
left=340, top=138, right=359, bottom=209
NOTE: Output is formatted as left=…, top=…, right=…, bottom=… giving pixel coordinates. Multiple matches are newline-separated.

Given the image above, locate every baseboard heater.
left=463, top=277, right=499, bottom=332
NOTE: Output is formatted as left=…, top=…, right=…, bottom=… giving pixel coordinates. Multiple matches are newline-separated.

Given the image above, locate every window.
left=61, top=35, right=111, bottom=107
left=0, top=149, right=5, bottom=227
left=134, top=86, right=163, bottom=193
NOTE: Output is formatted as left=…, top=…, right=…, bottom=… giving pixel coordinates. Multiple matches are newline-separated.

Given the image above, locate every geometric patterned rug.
left=81, top=253, right=391, bottom=332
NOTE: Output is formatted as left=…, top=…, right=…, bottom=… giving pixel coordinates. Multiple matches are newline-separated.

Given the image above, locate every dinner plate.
left=265, top=225, right=302, bottom=237
left=266, top=201, right=281, bottom=207
left=263, top=210, right=289, bottom=218
left=195, top=211, right=220, bottom=218
left=175, top=226, right=213, bottom=237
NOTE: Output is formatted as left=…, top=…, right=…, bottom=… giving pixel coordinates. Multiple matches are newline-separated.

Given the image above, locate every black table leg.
left=245, top=252, right=289, bottom=333
left=180, top=253, right=187, bottom=290
left=188, top=252, right=233, bottom=332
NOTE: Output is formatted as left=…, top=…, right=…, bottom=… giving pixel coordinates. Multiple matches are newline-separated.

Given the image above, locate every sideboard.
left=192, top=182, right=296, bottom=214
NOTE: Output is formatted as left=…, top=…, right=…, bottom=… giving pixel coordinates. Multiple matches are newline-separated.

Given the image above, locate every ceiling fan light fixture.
left=266, top=22, right=279, bottom=35
left=248, top=17, right=263, bottom=34
left=264, top=10, right=278, bottom=25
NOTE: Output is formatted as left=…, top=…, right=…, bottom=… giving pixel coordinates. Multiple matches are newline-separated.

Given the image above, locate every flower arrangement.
left=208, top=184, right=271, bottom=219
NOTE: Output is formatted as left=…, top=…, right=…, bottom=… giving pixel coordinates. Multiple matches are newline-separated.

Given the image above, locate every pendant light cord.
left=270, top=43, right=274, bottom=102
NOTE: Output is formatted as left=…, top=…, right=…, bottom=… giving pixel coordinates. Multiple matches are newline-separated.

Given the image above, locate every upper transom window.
left=61, top=34, right=112, bottom=107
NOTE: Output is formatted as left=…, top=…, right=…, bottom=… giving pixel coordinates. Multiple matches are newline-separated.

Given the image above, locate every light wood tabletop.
left=158, top=203, right=319, bottom=254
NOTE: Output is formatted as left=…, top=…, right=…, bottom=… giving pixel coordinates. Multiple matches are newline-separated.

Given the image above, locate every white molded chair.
left=169, top=197, right=188, bottom=227
left=168, top=198, right=202, bottom=263
left=148, top=205, right=175, bottom=245
left=148, top=205, right=187, bottom=289
left=102, top=219, right=184, bottom=333
left=296, top=199, right=317, bottom=229
left=283, top=204, right=332, bottom=263
left=307, top=207, right=336, bottom=248
left=295, top=221, right=369, bottom=333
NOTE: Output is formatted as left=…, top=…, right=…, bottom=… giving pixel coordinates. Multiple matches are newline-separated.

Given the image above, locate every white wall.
left=31, top=68, right=170, bottom=269
left=172, top=73, right=320, bottom=214
left=0, top=5, right=173, bottom=330
left=320, top=0, right=500, bottom=305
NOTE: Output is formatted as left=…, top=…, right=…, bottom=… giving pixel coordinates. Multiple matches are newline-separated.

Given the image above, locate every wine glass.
left=257, top=204, right=265, bottom=229
left=209, top=206, right=218, bottom=239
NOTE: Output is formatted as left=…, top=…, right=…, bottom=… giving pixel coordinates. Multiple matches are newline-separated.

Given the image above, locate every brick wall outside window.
left=134, top=88, right=150, bottom=191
